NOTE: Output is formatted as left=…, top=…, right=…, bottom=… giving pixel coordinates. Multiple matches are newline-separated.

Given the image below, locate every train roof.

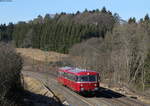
left=59, top=66, right=98, bottom=75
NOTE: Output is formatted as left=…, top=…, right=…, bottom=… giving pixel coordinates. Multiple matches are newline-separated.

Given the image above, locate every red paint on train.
left=57, top=67, right=100, bottom=93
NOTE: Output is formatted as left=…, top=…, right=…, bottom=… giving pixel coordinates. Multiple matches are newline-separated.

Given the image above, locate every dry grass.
left=23, top=76, right=65, bottom=106
left=23, top=77, right=54, bottom=97
left=16, top=48, right=68, bottom=63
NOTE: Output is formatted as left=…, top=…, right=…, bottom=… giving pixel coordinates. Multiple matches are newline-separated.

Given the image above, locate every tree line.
left=0, top=7, right=117, bottom=53
left=0, top=7, right=150, bottom=92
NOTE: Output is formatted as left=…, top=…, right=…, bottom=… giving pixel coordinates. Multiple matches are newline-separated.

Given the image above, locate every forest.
left=0, top=7, right=150, bottom=93
left=0, top=7, right=117, bottom=53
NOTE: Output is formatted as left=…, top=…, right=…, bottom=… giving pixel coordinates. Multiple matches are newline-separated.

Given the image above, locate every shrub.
left=0, top=43, right=23, bottom=106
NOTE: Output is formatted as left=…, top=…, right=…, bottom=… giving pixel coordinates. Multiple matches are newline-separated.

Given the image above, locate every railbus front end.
left=76, top=74, right=99, bottom=93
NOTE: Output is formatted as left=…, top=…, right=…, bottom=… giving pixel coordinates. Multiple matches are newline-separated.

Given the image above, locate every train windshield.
left=78, top=75, right=97, bottom=82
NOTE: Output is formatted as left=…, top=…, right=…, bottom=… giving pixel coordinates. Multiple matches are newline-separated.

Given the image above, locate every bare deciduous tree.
left=69, top=23, right=149, bottom=91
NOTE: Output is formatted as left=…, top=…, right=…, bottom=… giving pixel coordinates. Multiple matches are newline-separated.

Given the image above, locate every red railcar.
left=57, top=66, right=100, bottom=93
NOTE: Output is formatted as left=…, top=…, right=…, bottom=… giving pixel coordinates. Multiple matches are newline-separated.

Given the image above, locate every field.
left=16, top=48, right=68, bottom=62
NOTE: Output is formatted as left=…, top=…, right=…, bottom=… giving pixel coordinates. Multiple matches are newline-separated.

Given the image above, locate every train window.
left=78, top=76, right=88, bottom=82
left=64, top=73, right=77, bottom=82
left=74, top=76, right=78, bottom=82
left=70, top=74, right=74, bottom=81
left=60, top=72, right=78, bottom=82
left=71, top=74, right=76, bottom=81
left=78, top=75, right=97, bottom=82
left=68, top=73, right=74, bottom=81
left=89, top=75, right=97, bottom=81
left=67, top=73, right=71, bottom=80
left=64, top=72, right=67, bottom=78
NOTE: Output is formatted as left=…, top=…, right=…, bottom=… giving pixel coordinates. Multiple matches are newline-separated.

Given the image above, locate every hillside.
left=17, top=48, right=68, bottom=62
left=0, top=8, right=117, bottom=53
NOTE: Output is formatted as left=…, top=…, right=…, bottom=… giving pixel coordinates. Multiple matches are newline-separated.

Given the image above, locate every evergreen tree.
left=44, top=14, right=51, bottom=23
left=0, top=8, right=117, bottom=53
left=128, top=17, right=136, bottom=24
left=144, top=14, right=150, bottom=22
left=84, top=8, right=88, bottom=13
left=101, top=7, right=107, bottom=13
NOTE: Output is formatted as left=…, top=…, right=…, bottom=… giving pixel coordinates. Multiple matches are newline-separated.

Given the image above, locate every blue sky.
left=0, top=0, right=150, bottom=24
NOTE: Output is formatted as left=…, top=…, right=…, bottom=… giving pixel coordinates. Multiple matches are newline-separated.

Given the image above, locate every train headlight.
left=94, top=87, right=98, bottom=91
left=80, top=84, right=83, bottom=87
left=94, top=84, right=97, bottom=86
left=81, top=88, right=84, bottom=91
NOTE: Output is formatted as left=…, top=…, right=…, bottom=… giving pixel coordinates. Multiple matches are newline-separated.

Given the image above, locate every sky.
left=0, top=0, right=150, bottom=24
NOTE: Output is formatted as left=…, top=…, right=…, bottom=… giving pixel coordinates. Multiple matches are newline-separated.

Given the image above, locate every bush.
left=0, top=43, right=23, bottom=106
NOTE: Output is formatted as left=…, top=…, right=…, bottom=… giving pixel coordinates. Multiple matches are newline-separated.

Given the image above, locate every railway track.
left=23, top=71, right=95, bottom=106
left=95, top=89, right=143, bottom=106
left=104, top=89, right=146, bottom=106
left=22, top=67, right=148, bottom=106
